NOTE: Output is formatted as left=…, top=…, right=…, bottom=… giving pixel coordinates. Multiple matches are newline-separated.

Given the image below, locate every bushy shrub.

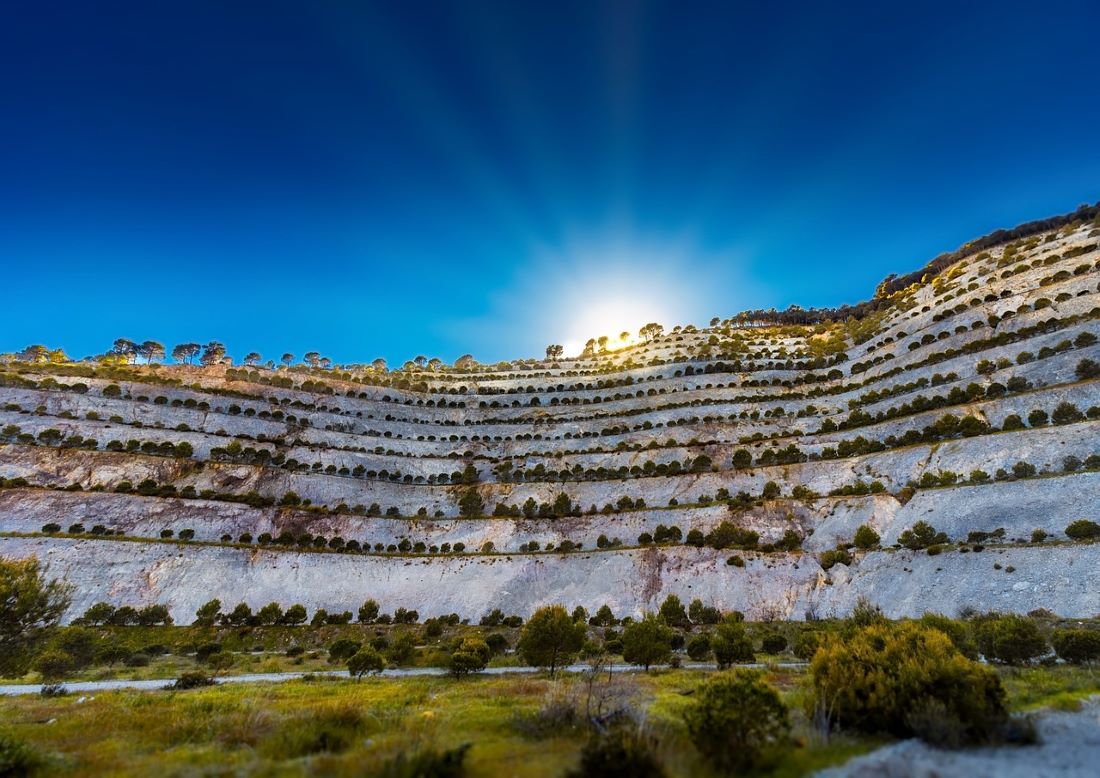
left=853, top=524, right=880, bottom=550
left=347, top=647, right=386, bottom=679
left=898, top=521, right=948, bottom=550
left=169, top=671, right=216, bottom=690
left=1012, top=461, right=1037, bottom=478
left=1051, top=629, right=1100, bottom=665
left=819, top=547, right=852, bottom=570
left=328, top=638, right=361, bottom=662
left=918, top=613, right=978, bottom=659
left=621, top=613, right=672, bottom=670
left=809, top=622, right=1007, bottom=745
left=684, top=669, right=789, bottom=772
left=1052, top=402, right=1085, bottom=424
left=972, top=614, right=1048, bottom=665
left=449, top=636, right=490, bottom=676
left=686, top=633, right=711, bottom=661
left=792, top=630, right=822, bottom=660
left=124, top=652, right=150, bottom=667
left=517, top=605, right=586, bottom=676
left=710, top=617, right=755, bottom=668
left=1065, top=519, right=1100, bottom=540
left=565, top=726, right=666, bottom=778
left=0, top=731, right=44, bottom=775
left=1077, top=358, right=1100, bottom=380
left=33, top=649, right=73, bottom=682
left=195, top=642, right=222, bottom=662
left=760, top=633, right=787, bottom=654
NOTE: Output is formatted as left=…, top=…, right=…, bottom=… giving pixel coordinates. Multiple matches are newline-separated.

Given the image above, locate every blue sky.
left=2, top=1, right=1098, bottom=364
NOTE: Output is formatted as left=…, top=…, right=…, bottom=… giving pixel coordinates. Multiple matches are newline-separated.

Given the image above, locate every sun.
left=460, top=227, right=757, bottom=361
left=560, top=295, right=655, bottom=356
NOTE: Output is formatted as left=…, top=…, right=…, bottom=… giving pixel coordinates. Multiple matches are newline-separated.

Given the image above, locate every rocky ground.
left=819, top=698, right=1100, bottom=777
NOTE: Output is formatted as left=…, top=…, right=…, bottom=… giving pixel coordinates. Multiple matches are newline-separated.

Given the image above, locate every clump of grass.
left=0, top=729, right=45, bottom=775
left=260, top=702, right=369, bottom=758
left=376, top=743, right=470, bottom=778
left=1000, top=665, right=1100, bottom=711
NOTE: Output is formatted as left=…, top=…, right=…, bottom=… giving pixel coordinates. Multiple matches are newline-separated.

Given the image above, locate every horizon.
left=5, top=197, right=1098, bottom=369
left=2, top=1, right=1099, bottom=365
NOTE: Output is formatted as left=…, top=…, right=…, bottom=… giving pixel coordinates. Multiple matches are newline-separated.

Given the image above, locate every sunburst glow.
left=451, top=228, right=761, bottom=360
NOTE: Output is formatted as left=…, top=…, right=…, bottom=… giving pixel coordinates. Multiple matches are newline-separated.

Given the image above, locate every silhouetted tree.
left=172, top=343, right=201, bottom=364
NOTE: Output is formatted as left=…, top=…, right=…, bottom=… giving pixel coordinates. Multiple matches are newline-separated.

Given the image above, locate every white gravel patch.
left=818, top=698, right=1100, bottom=777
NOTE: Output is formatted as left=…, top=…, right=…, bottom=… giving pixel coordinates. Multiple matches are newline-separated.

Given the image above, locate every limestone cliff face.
left=1, top=217, right=1099, bottom=620
left=3, top=534, right=1097, bottom=622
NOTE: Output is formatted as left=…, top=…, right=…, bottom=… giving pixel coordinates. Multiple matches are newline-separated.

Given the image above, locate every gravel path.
left=818, top=698, right=1100, bottom=777
left=0, top=661, right=804, bottom=696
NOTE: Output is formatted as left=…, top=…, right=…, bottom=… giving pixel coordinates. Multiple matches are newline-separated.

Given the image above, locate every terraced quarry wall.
left=2, top=217, right=1099, bottom=622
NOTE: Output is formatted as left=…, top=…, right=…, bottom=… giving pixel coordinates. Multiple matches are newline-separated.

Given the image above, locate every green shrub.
left=485, top=633, right=509, bottom=654
left=1012, top=461, right=1037, bottom=478
left=972, top=614, right=1048, bottom=665
left=347, top=647, right=386, bottom=679
left=684, top=669, right=790, bottom=773
left=33, top=649, right=73, bottom=683
left=1066, top=519, right=1100, bottom=540
left=328, top=638, right=361, bottom=662
left=853, top=524, right=880, bottom=549
left=169, top=672, right=215, bottom=690
left=686, top=633, right=711, bottom=661
left=621, top=613, right=672, bottom=670
left=565, top=727, right=666, bottom=778
left=1051, top=629, right=1100, bottom=665
left=449, top=636, right=491, bottom=676
left=898, top=521, right=948, bottom=549
left=0, top=730, right=44, bottom=775
left=792, top=630, right=822, bottom=660
left=195, top=642, right=222, bottom=662
left=1051, top=402, right=1085, bottom=424
left=819, top=548, right=852, bottom=570
left=518, top=605, right=586, bottom=676
left=124, top=652, right=150, bottom=668
left=918, top=613, right=978, bottom=659
left=761, top=633, right=788, bottom=654
left=710, top=617, right=755, bottom=668
left=1077, top=358, right=1100, bottom=380
left=809, top=622, right=1006, bottom=744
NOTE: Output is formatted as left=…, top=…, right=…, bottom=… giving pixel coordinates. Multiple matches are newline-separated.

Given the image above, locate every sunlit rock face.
left=1, top=218, right=1099, bottom=622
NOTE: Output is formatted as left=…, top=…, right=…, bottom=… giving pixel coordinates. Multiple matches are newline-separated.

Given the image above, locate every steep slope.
left=1, top=211, right=1099, bottom=622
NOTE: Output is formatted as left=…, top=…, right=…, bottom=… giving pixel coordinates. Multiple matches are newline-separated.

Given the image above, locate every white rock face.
left=1, top=220, right=1098, bottom=621
left=2, top=534, right=1098, bottom=623
left=0, top=536, right=824, bottom=622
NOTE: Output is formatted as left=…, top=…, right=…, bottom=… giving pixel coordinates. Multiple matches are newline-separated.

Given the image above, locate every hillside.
left=2, top=212, right=1099, bottom=623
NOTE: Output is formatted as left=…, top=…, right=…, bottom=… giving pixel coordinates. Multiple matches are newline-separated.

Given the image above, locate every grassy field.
left=2, top=662, right=1094, bottom=777
left=0, top=668, right=856, bottom=777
